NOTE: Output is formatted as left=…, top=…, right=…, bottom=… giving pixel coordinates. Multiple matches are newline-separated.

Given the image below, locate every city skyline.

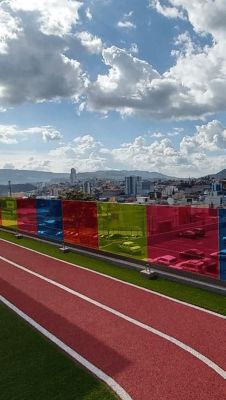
left=1, top=1, right=226, bottom=177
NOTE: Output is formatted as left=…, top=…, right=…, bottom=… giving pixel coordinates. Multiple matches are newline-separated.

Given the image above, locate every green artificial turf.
left=0, top=303, right=118, bottom=400
left=0, top=230, right=225, bottom=316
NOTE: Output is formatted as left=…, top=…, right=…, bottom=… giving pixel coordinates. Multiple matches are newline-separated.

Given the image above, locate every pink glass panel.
left=147, top=205, right=219, bottom=279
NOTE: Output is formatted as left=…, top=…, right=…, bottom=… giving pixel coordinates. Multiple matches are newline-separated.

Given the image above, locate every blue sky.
left=1, top=0, right=226, bottom=177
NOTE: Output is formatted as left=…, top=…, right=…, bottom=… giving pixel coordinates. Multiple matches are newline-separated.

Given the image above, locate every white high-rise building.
left=70, top=168, right=76, bottom=185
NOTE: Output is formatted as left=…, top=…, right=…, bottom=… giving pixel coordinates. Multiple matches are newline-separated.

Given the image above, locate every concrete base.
left=15, top=233, right=23, bottom=239
left=140, top=269, right=158, bottom=280
left=59, top=246, right=70, bottom=253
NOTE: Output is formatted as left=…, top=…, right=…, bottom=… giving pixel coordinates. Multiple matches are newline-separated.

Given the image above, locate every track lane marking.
left=1, top=255, right=225, bottom=380
left=0, top=295, right=133, bottom=400
left=0, top=238, right=225, bottom=320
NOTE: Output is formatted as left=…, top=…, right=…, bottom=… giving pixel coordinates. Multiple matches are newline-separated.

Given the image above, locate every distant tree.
left=63, top=190, right=95, bottom=201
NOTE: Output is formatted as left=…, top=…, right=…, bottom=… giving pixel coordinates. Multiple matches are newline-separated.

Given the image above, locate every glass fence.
left=0, top=198, right=225, bottom=281
left=62, top=200, right=98, bottom=249
left=17, top=198, right=37, bottom=234
left=97, top=202, right=147, bottom=260
left=147, top=205, right=219, bottom=279
left=36, top=199, right=63, bottom=242
left=0, top=197, right=17, bottom=229
left=219, top=209, right=226, bottom=281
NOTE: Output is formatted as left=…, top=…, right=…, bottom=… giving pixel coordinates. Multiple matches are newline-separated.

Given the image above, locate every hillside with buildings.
left=2, top=167, right=226, bottom=209
left=0, top=168, right=177, bottom=185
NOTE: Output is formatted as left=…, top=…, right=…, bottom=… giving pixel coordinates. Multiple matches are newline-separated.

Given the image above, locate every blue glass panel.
left=36, top=199, right=63, bottom=242
left=218, top=209, right=226, bottom=281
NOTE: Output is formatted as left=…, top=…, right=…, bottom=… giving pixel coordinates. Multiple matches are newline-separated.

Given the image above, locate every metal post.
left=8, top=180, right=12, bottom=197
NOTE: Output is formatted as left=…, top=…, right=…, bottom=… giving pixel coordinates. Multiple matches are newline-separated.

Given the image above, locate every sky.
left=0, top=0, right=226, bottom=178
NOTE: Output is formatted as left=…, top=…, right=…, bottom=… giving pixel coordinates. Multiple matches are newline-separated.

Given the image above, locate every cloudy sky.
left=0, top=0, right=226, bottom=177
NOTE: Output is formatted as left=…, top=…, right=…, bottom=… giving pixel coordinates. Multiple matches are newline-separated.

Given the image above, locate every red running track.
left=0, top=239, right=225, bottom=400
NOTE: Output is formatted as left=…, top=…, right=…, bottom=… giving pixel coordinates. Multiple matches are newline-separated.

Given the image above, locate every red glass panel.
left=17, top=198, right=37, bottom=234
left=62, top=200, right=98, bottom=249
left=147, top=205, right=219, bottom=279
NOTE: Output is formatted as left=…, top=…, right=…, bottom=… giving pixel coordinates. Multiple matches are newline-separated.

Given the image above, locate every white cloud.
left=0, top=124, right=63, bottom=144
left=48, top=120, right=226, bottom=176
left=87, top=46, right=172, bottom=115
left=86, top=46, right=211, bottom=119
left=49, top=134, right=107, bottom=171
left=129, top=43, right=139, bottom=54
left=10, top=0, right=82, bottom=36
left=0, top=6, right=22, bottom=54
left=180, top=120, right=226, bottom=153
left=108, top=121, right=226, bottom=176
left=85, top=7, right=93, bottom=20
left=117, top=21, right=136, bottom=29
left=75, top=31, right=103, bottom=54
left=149, top=0, right=185, bottom=19
left=167, top=127, right=184, bottom=136
left=0, top=0, right=226, bottom=123
left=125, top=11, right=134, bottom=18
left=0, top=125, right=19, bottom=144
left=22, top=157, right=51, bottom=171
left=117, top=10, right=136, bottom=29
left=2, top=162, right=16, bottom=169
left=175, top=0, right=225, bottom=39
left=2, top=120, right=226, bottom=176
left=171, top=31, right=202, bottom=58
left=151, top=1, right=226, bottom=41
left=111, top=137, right=187, bottom=172
left=150, top=132, right=165, bottom=138
left=32, top=126, right=63, bottom=142
left=85, top=0, right=226, bottom=120
left=0, top=1, right=87, bottom=108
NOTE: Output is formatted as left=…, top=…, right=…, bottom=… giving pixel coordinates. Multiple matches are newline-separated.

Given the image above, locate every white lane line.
left=1, top=255, right=225, bottom=380
left=0, top=238, right=225, bottom=320
left=0, top=296, right=133, bottom=400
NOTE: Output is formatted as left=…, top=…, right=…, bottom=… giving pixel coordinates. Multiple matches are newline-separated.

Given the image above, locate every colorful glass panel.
left=97, top=202, right=147, bottom=260
left=0, top=197, right=17, bottom=229
left=62, top=200, right=98, bottom=249
left=36, top=199, right=63, bottom=241
left=17, top=198, right=37, bottom=234
left=218, top=208, right=226, bottom=281
left=147, top=205, right=219, bottom=278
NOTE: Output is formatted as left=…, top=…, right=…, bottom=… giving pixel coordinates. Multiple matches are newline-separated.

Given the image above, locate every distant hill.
left=0, top=169, right=69, bottom=185
left=77, top=170, right=178, bottom=181
left=210, top=169, right=226, bottom=180
left=0, top=183, right=37, bottom=196
left=0, top=168, right=178, bottom=185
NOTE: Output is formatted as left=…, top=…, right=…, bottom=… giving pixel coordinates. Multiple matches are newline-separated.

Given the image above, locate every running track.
left=0, top=239, right=225, bottom=400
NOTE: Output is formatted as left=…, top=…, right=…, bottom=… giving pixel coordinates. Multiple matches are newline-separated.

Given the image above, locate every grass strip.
left=0, top=230, right=225, bottom=316
left=0, top=302, right=118, bottom=400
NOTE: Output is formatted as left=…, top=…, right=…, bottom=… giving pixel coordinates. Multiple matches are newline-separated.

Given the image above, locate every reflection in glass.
left=97, top=202, right=147, bottom=260
left=218, top=209, right=226, bottom=281
left=36, top=199, right=63, bottom=241
left=62, top=201, right=98, bottom=249
left=0, top=197, right=17, bottom=229
left=17, top=198, right=37, bottom=234
left=147, top=205, right=219, bottom=279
